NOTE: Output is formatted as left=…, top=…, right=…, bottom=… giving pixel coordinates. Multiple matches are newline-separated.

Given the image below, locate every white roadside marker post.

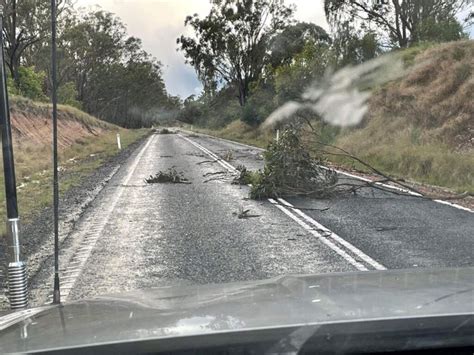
left=276, top=129, right=280, bottom=142
left=117, top=133, right=122, bottom=150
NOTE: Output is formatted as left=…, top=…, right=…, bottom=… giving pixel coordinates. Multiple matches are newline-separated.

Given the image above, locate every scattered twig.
left=197, top=159, right=218, bottom=165
left=221, top=150, right=234, bottom=162
left=203, top=171, right=227, bottom=177
left=232, top=207, right=261, bottom=219
left=376, top=226, right=398, bottom=231
left=157, top=128, right=175, bottom=134
left=145, top=168, right=191, bottom=184
left=204, top=176, right=228, bottom=183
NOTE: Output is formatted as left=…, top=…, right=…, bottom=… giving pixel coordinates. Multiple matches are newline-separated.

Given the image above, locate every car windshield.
left=0, top=0, right=473, bottom=335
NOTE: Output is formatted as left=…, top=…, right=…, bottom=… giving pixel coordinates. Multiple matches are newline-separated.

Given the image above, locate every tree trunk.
left=238, top=81, right=247, bottom=106
left=10, top=0, right=20, bottom=87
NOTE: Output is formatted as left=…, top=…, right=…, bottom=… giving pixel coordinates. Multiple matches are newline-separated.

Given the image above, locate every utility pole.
left=51, top=0, right=61, bottom=305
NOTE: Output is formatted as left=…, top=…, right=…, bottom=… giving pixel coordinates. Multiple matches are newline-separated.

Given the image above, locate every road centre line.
left=179, top=134, right=386, bottom=271
left=276, top=198, right=386, bottom=270
left=268, top=199, right=368, bottom=271
left=181, top=130, right=472, bottom=214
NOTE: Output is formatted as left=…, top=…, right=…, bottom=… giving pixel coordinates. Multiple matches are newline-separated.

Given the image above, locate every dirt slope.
left=10, top=96, right=117, bottom=150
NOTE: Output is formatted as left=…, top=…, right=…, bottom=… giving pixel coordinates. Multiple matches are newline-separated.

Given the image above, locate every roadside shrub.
left=241, top=102, right=262, bottom=126
left=58, top=82, right=82, bottom=109
left=8, top=66, right=48, bottom=102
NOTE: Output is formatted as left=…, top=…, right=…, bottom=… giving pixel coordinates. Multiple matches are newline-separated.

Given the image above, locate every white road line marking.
left=179, top=129, right=265, bottom=152
left=179, top=134, right=237, bottom=172
left=331, top=168, right=472, bottom=213
left=268, top=199, right=368, bottom=271
left=276, top=198, right=386, bottom=270
left=54, top=134, right=156, bottom=302
left=179, top=134, right=385, bottom=271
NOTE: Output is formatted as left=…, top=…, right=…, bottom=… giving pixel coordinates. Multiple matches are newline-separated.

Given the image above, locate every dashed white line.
left=179, top=134, right=237, bottom=172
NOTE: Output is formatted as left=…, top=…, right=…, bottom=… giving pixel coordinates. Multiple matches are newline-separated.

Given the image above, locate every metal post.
left=116, top=133, right=121, bottom=150
left=0, top=5, right=28, bottom=310
left=51, top=0, right=60, bottom=304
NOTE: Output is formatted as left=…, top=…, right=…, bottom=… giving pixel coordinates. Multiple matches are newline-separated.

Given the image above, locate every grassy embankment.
left=189, top=41, right=474, bottom=193
left=0, top=96, right=149, bottom=234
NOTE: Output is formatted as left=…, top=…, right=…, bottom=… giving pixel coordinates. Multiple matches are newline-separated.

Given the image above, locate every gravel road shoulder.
left=0, top=131, right=151, bottom=309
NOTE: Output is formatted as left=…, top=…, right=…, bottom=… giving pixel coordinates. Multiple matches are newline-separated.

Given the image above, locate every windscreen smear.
left=263, top=54, right=405, bottom=128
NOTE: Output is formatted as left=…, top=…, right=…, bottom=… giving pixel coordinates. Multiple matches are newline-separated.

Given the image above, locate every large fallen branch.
left=302, top=127, right=472, bottom=201
left=245, top=126, right=472, bottom=203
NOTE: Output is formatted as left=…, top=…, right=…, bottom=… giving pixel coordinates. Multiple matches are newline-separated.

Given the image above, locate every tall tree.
left=269, top=22, right=331, bottom=68
left=178, top=0, right=294, bottom=106
left=0, top=0, right=71, bottom=85
left=324, top=0, right=469, bottom=48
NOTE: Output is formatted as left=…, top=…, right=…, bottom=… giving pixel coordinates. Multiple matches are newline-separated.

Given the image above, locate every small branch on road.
left=204, top=176, right=230, bottom=183
left=272, top=201, right=330, bottom=212
left=196, top=159, right=218, bottom=165
left=145, top=168, right=191, bottom=184
left=203, top=171, right=227, bottom=177
left=233, top=207, right=261, bottom=219
left=305, top=129, right=473, bottom=202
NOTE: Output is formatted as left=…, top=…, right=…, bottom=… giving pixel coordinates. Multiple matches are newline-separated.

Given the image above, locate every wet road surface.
left=28, top=131, right=474, bottom=305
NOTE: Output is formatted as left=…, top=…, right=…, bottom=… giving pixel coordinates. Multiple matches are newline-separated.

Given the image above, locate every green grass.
left=0, top=128, right=149, bottom=235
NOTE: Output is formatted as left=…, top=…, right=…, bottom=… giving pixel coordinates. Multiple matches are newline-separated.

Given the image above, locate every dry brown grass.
left=334, top=40, right=474, bottom=192
left=370, top=40, right=473, bottom=150
left=195, top=41, right=473, bottom=193
left=0, top=96, right=149, bottom=234
left=190, top=120, right=273, bottom=148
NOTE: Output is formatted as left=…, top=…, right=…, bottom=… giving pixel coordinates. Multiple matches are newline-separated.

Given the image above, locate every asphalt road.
left=27, top=131, right=474, bottom=305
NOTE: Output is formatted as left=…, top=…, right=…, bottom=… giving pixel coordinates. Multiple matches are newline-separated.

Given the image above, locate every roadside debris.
left=221, top=150, right=234, bottom=162
left=247, top=129, right=338, bottom=199
left=197, top=159, right=218, bottom=165
left=203, top=171, right=227, bottom=177
left=232, top=165, right=256, bottom=185
left=157, top=128, right=175, bottom=134
left=233, top=206, right=261, bottom=219
left=145, top=168, right=191, bottom=184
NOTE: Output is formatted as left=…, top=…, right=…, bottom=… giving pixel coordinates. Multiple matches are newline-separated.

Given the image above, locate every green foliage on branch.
left=249, top=128, right=338, bottom=199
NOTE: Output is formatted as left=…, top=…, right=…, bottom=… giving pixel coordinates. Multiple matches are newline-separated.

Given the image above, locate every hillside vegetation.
left=0, top=97, right=148, bottom=233
left=195, top=41, right=473, bottom=193
left=334, top=41, right=473, bottom=192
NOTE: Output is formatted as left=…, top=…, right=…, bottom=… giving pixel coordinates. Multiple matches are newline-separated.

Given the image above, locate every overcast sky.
left=75, top=0, right=329, bottom=98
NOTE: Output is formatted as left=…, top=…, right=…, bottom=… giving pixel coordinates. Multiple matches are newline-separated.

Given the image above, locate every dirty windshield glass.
left=0, top=0, right=473, bottom=339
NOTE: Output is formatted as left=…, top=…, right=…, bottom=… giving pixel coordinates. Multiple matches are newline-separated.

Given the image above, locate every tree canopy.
left=324, top=0, right=469, bottom=48
left=178, top=0, right=294, bottom=106
left=1, top=2, right=179, bottom=127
